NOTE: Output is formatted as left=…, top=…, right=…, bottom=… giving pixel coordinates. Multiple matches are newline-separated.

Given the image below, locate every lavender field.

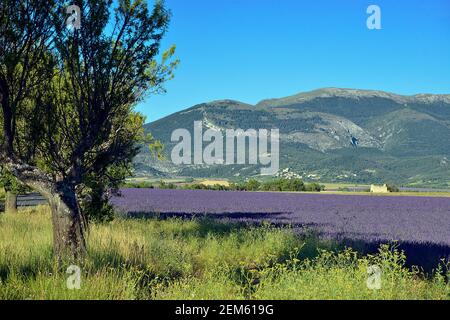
left=111, top=189, right=450, bottom=248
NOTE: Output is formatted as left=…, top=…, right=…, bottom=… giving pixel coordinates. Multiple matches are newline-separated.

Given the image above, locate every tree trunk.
left=5, top=191, right=18, bottom=214
left=1, top=158, right=87, bottom=260
left=47, top=184, right=87, bottom=261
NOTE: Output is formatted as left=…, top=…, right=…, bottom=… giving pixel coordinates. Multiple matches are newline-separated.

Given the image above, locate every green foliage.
left=143, top=132, right=165, bottom=160
left=122, top=181, right=155, bottom=189
left=246, top=179, right=261, bottom=191
left=122, top=178, right=325, bottom=193
left=182, top=183, right=230, bottom=191
left=0, top=207, right=448, bottom=300
left=304, top=182, right=326, bottom=192
left=257, top=178, right=324, bottom=192
left=1, top=0, right=178, bottom=225
left=158, top=180, right=177, bottom=189
left=0, top=168, right=29, bottom=193
left=80, top=165, right=135, bottom=223
left=190, top=178, right=325, bottom=192
left=386, top=184, right=400, bottom=192
left=0, top=171, right=20, bottom=192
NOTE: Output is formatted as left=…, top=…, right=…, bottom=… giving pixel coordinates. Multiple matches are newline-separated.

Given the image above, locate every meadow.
left=0, top=206, right=449, bottom=300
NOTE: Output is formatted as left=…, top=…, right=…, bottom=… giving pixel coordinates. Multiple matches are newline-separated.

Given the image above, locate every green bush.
left=246, top=179, right=261, bottom=191
left=183, top=183, right=231, bottom=191
left=122, top=181, right=155, bottom=189
left=158, top=181, right=177, bottom=189
left=304, top=182, right=325, bottom=192
left=387, top=184, right=400, bottom=192
left=0, top=169, right=30, bottom=194
left=258, top=178, right=323, bottom=192
left=122, top=178, right=325, bottom=193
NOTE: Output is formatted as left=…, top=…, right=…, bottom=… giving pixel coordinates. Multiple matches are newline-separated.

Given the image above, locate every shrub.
left=386, top=184, right=400, bottom=192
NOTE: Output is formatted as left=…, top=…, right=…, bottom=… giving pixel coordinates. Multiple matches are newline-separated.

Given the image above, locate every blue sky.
left=137, top=0, right=450, bottom=122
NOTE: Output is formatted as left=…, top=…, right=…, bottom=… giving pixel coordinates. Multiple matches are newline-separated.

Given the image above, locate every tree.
left=0, top=170, right=17, bottom=214
left=0, top=0, right=55, bottom=214
left=0, top=168, right=30, bottom=214
left=0, top=0, right=177, bottom=260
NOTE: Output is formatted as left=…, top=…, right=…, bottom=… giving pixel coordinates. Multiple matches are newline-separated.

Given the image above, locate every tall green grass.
left=0, top=206, right=448, bottom=300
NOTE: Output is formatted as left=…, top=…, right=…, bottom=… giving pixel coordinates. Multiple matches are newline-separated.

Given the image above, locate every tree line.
left=0, top=0, right=177, bottom=260
left=123, top=178, right=326, bottom=192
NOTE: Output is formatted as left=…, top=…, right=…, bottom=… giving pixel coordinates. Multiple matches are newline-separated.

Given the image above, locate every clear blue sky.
left=137, top=0, right=450, bottom=122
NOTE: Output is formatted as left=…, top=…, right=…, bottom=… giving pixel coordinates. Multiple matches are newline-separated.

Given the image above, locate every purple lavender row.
left=110, top=189, right=450, bottom=247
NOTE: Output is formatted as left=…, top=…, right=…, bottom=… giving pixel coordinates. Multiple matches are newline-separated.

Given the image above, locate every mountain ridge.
left=257, top=88, right=450, bottom=108
left=136, top=88, right=450, bottom=186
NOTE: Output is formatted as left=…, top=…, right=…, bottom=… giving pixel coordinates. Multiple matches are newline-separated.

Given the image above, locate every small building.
left=370, top=184, right=389, bottom=193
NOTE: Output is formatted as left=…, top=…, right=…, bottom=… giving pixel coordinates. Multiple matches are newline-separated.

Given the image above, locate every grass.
left=0, top=206, right=449, bottom=300
left=323, top=182, right=370, bottom=189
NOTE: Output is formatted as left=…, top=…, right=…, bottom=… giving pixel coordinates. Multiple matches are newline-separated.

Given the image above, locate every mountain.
left=136, top=88, right=450, bottom=187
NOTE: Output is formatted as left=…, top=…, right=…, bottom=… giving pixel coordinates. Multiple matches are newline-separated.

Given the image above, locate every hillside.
left=135, top=88, right=450, bottom=186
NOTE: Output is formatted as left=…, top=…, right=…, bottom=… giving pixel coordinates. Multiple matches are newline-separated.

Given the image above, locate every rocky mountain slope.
left=135, top=88, right=450, bottom=186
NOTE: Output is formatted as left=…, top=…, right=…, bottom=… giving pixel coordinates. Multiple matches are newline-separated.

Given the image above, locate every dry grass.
left=200, top=180, right=231, bottom=187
